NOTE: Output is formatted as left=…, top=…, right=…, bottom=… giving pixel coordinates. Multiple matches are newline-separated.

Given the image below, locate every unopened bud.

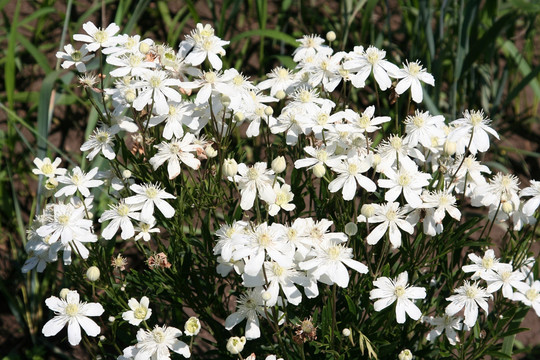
left=45, top=178, right=58, bottom=190
left=59, top=288, right=70, bottom=300
left=184, top=316, right=201, bottom=336
left=223, top=158, right=238, bottom=178
left=275, top=90, right=286, bottom=100
left=361, top=204, right=375, bottom=218
left=312, top=163, right=326, bottom=178
left=326, top=31, right=337, bottom=42
left=221, top=95, right=231, bottom=107
left=125, top=89, right=136, bottom=103
left=122, top=169, right=132, bottom=179
left=234, top=111, right=245, bottom=122
left=139, top=42, right=151, bottom=54
left=344, top=222, right=357, bottom=236
left=271, top=156, right=286, bottom=174
left=108, top=316, right=115, bottom=323
left=86, top=266, right=100, bottom=282
left=264, top=106, right=274, bottom=116
left=205, top=145, right=218, bottom=158
left=342, top=328, right=351, bottom=337
left=262, top=291, right=272, bottom=302
left=502, top=201, right=513, bottom=214
left=444, top=141, right=457, bottom=156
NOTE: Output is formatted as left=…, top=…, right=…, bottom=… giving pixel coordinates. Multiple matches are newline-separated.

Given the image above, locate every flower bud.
left=59, top=288, right=70, bottom=300
left=184, top=316, right=201, bottom=336
left=398, top=349, right=413, bottom=360
left=342, top=328, right=351, bottom=337
left=262, top=291, right=272, bottom=302
left=501, top=201, right=513, bottom=214
left=344, top=222, right=358, bottom=236
left=205, top=145, right=218, bottom=158
left=271, top=156, right=286, bottom=174
left=139, top=42, right=151, bottom=54
left=361, top=204, right=375, bottom=218
left=108, top=316, right=115, bottom=323
left=326, top=31, right=337, bottom=42
left=234, top=111, right=245, bottom=122
left=125, top=89, right=136, bottom=103
left=221, top=95, right=231, bottom=107
left=86, top=266, right=100, bottom=282
left=264, top=106, right=274, bottom=116
left=223, top=158, right=238, bottom=177
left=226, top=336, right=246, bottom=354
left=275, top=90, right=287, bottom=100
left=444, top=141, right=457, bottom=156
left=312, top=163, right=326, bottom=178
left=122, top=169, right=132, bottom=179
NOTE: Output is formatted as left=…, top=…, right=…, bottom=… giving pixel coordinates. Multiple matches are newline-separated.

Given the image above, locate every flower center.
left=247, top=167, right=259, bottom=180
left=465, top=286, right=478, bottom=299
left=412, top=115, right=424, bottom=127
left=470, top=113, right=483, bottom=126
left=41, top=163, right=54, bottom=175
left=348, top=163, right=358, bottom=174
left=277, top=68, right=289, bottom=79
left=390, top=136, right=403, bottom=150
left=298, top=90, right=312, bottom=103
left=394, top=285, right=406, bottom=298
left=204, top=71, right=217, bottom=84
left=152, top=329, right=166, bottom=343
left=386, top=209, right=397, bottom=221
left=149, top=75, right=162, bottom=88
left=145, top=187, right=158, bottom=199
left=134, top=306, right=148, bottom=319
left=65, top=303, right=79, bottom=316
left=315, top=149, right=328, bottom=162
left=275, top=191, right=288, bottom=205
left=96, top=131, right=109, bottom=144
left=233, top=75, right=244, bottom=86
left=358, top=114, right=371, bottom=129
left=170, top=143, right=181, bottom=155
left=501, top=271, right=512, bottom=282
left=117, top=204, right=130, bottom=217
left=408, top=62, right=421, bottom=76
left=258, top=233, right=271, bottom=246
left=398, top=173, right=411, bottom=186
left=141, top=223, right=151, bottom=232
left=273, top=263, right=285, bottom=276
left=328, top=246, right=341, bottom=260
left=320, top=60, right=329, bottom=70
left=71, top=50, right=82, bottom=62
left=71, top=173, right=82, bottom=185
left=58, top=214, right=70, bottom=225
left=482, top=257, right=494, bottom=269
left=129, top=54, right=142, bottom=67
left=317, top=113, right=329, bottom=125
left=526, top=288, right=538, bottom=301
left=94, top=30, right=108, bottom=44
left=125, top=37, right=137, bottom=49
left=366, top=49, right=380, bottom=65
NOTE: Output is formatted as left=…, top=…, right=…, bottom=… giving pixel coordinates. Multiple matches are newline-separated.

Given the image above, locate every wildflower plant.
left=24, top=17, right=540, bottom=360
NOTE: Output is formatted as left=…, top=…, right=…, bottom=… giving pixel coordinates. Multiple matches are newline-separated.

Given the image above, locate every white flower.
left=149, top=134, right=202, bottom=179
left=56, top=44, right=95, bottom=72
left=294, top=143, right=343, bottom=171
left=471, top=172, right=520, bottom=209
left=184, top=317, right=201, bottom=336
left=236, top=162, right=276, bottom=210
left=521, top=180, right=540, bottom=216
left=378, top=166, right=431, bottom=208
left=257, top=67, right=296, bottom=96
left=122, top=296, right=152, bottom=326
left=55, top=167, right=103, bottom=198
left=133, top=70, right=183, bottom=115
left=134, top=219, right=160, bottom=242
left=403, top=110, right=445, bottom=148
left=33, top=157, right=66, bottom=178
left=394, top=60, right=435, bottom=103
left=445, top=281, right=491, bottom=327
left=73, top=21, right=120, bottom=52
left=299, top=238, right=368, bottom=288
left=343, top=45, right=399, bottom=90
left=337, top=106, right=391, bottom=134
left=370, top=271, right=426, bottom=323
left=134, top=325, right=190, bottom=359
left=364, top=202, right=415, bottom=248
left=80, top=124, right=118, bottom=160
left=125, top=183, right=176, bottom=223
left=448, top=110, right=499, bottom=155
left=292, top=34, right=332, bottom=62
left=424, top=314, right=462, bottom=345
left=37, top=203, right=96, bottom=245
left=462, top=249, right=505, bottom=280
left=267, top=183, right=296, bottom=216
left=481, top=264, right=528, bottom=299
left=328, top=155, right=376, bottom=201
left=225, top=288, right=266, bottom=339
left=145, top=102, right=197, bottom=140
left=513, top=281, right=540, bottom=317
left=42, top=290, right=104, bottom=346
left=182, top=23, right=229, bottom=70
left=99, top=201, right=140, bottom=240
left=226, top=336, right=247, bottom=355
left=421, top=190, right=461, bottom=223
